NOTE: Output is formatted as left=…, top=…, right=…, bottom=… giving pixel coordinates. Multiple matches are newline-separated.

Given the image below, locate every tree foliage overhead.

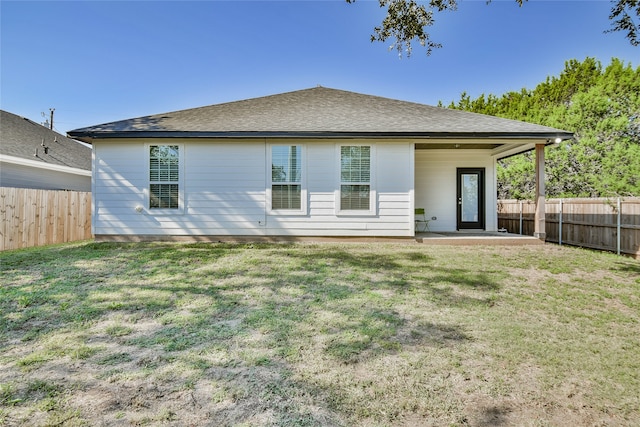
left=444, top=57, right=640, bottom=199
left=608, top=0, right=640, bottom=46
left=348, top=0, right=639, bottom=56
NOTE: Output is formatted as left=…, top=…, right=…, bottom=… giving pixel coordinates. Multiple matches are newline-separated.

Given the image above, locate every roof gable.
left=1, top=110, right=92, bottom=171
left=68, top=87, right=572, bottom=142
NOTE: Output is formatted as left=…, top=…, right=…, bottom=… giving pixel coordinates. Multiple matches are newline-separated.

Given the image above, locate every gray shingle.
left=1, top=110, right=92, bottom=170
left=68, top=87, right=572, bottom=140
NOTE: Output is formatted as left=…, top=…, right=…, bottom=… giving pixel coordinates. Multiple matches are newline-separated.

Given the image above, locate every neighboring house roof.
left=1, top=110, right=92, bottom=171
left=68, top=87, right=573, bottom=143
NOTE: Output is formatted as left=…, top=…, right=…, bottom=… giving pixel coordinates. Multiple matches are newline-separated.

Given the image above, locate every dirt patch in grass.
left=1, top=242, right=638, bottom=426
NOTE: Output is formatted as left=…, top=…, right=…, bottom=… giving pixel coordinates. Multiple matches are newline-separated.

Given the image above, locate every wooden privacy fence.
left=498, top=198, right=640, bottom=257
left=1, top=187, right=92, bottom=251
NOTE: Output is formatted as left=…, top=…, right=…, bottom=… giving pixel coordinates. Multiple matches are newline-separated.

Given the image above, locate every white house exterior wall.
left=92, top=139, right=414, bottom=237
left=0, top=159, right=91, bottom=191
left=414, top=149, right=497, bottom=232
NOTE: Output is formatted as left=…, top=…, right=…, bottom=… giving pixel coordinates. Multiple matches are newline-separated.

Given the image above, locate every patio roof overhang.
left=67, top=129, right=573, bottom=151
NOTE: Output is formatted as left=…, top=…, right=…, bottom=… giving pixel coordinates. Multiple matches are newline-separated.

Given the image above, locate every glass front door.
left=457, top=168, right=485, bottom=230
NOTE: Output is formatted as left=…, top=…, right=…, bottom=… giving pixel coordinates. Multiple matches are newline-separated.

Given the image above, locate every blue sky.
left=1, top=0, right=638, bottom=134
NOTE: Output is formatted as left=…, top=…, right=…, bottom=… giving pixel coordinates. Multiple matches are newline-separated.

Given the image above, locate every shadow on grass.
left=614, top=260, right=640, bottom=276
left=0, top=242, right=503, bottom=425
left=1, top=241, right=500, bottom=359
left=476, top=405, right=510, bottom=426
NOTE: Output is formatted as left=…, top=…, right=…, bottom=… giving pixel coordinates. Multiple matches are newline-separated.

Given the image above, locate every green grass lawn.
left=1, top=241, right=638, bottom=426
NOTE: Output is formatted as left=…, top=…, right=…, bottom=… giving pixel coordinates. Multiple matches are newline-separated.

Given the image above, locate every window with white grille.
left=149, top=145, right=179, bottom=209
left=271, top=145, right=302, bottom=211
left=340, top=145, right=371, bottom=211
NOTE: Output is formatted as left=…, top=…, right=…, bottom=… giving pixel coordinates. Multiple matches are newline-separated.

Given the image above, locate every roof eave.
left=68, top=130, right=574, bottom=142
left=0, top=154, right=91, bottom=175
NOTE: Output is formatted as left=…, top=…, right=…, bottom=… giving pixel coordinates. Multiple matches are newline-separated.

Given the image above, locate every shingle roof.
left=1, top=110, right=92, bottom=170
left=68, top=87, right=572, bottom=142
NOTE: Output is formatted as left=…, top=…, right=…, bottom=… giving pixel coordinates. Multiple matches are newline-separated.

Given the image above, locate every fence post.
left=519, top=201, right=523, bottom=235
left=617, top=197, right=621, bottom=255
left=559, top=199, right=563, bottom=246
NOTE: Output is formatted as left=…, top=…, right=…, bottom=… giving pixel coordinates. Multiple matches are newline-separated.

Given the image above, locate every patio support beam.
left=534, top=143, right=546, bottom=241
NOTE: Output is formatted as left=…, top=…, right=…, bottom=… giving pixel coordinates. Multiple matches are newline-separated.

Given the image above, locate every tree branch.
left=348, top=0, right=638, bottom=57
left=606, top=0, right=640, bottom=46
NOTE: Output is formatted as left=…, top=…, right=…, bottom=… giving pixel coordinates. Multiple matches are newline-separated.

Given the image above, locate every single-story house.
left=1, top=110, right=92, bottom=191
left=68, top=87, right=572, bottom=241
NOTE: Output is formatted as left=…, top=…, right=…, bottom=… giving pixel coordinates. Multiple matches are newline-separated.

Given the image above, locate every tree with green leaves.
left=348, top=0, right=639, bottom=56
left=445, top=57, right=640, bottom=199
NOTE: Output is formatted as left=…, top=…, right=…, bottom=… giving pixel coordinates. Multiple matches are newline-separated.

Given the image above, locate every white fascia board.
left=491, top=142, right=537, bottom=159
left=0, top=154, right=91, bottom=176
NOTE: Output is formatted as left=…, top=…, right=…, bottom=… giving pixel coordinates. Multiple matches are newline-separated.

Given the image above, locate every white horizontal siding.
left=415, top=149, right=497, bottom=232
left=378, top=194, right=411, bottom=202
left=92, top=143, right=145, bottom=237
left=188, top=192, right=264, bottom=201
left=95, top=227, right=266, bottom=236
left=186, top=206, right=265, bottom=216
left=1, top=162, right=91, bottom=191
left=186, top=180, right=265, bottom=190
left=93, top=139, right=414, bottom=237
left=377, top=145, right=413, bottom=193
left=306, top=144, right=335, bottom=191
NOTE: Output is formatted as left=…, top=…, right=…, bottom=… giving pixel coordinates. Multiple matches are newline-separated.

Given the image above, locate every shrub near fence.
left=0, top=187, right=92, bottom=251
left=498, top=198, right=640, bottom=258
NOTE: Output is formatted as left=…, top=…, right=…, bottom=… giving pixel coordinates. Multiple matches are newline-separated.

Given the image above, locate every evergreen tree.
left=447, top=57, right=640, bottom=199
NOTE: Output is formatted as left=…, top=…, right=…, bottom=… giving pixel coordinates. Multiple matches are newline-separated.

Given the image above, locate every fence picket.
left=2, top=189, right=637, bottom=256
left=498, top=198, right=640, bottom=258
left=0, top=188, right=92, bottom=251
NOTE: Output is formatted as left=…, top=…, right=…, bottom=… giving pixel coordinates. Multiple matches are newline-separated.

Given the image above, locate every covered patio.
left=415, top=230, right=544, bottom=245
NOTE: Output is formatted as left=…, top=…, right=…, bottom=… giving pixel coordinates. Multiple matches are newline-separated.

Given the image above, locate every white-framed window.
left=268, top=144, right=306, bottom=214
left=337, top=144, right=375, bottom=215
left=147, top=144, right=184, bottom=213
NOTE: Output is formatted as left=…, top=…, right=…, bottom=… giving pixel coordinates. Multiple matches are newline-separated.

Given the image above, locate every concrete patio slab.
left=416, top=231, right=544, bottom=245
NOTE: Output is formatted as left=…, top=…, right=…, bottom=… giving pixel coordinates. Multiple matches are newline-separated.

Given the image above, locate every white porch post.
left=534, top=143, right=546, bottom=241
